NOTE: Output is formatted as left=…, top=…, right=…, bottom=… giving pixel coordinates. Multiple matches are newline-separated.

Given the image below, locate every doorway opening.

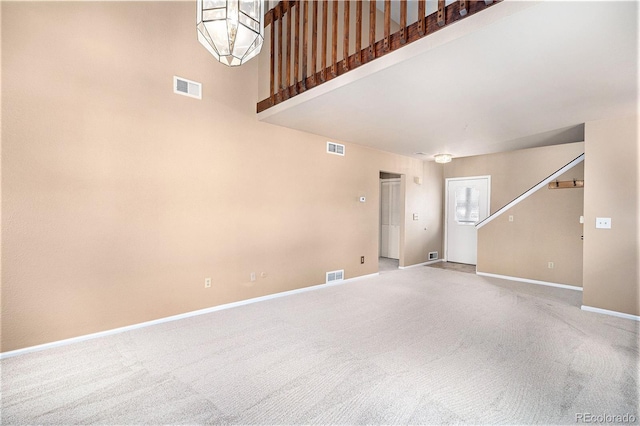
left=379, top=171, right=403, bottom=272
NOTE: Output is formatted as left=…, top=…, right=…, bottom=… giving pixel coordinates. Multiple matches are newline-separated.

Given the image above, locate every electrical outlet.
left=250, top=272, right=256, bottom=282
left=595, top=217, right=611, bottom=229
left=361, top=256, right=365, bottom=264
left=509, top=215, right=514, bottom=222
left=205, top=278, right=211, bottom=288
left=548, top=262, right=554, bottom=269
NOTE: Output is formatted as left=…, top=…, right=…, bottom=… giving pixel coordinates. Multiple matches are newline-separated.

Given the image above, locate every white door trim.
left=444, top=175, right=491, bottom=262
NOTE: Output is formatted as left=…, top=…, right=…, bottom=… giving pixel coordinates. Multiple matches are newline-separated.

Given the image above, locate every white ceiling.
left=258, top=1, right=638, bottom=161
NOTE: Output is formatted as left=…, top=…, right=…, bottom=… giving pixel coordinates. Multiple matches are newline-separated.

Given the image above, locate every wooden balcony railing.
left=257, top=0, right=499, bottom=113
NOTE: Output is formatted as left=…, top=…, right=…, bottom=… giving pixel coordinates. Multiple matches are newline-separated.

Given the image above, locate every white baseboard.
left=399, top=259, right=444, bottom=269
left=581, top=305, right=640, bottom=321
left=0, top=272, right=379, bottom=360
left=476, top=272, right=583, bottom=292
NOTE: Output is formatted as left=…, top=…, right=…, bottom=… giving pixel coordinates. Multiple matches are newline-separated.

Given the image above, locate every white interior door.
left=446, top=177, right=490, bottom=265
left=380, top=179, right=401, bottom=259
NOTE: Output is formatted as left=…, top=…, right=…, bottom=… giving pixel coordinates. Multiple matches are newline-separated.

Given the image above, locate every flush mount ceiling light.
left=434, top=154, right=453, bottom=164
left=196, top=0, right=264, bottom=67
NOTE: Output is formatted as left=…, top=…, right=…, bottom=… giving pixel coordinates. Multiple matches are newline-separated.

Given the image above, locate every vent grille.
left=326, top=269, right=344, bottom=283
left=327, top=142, right=345, bottom=156
left=173, top=76, right=202, bottom=99
left=429, top=251, right=438, bottom=260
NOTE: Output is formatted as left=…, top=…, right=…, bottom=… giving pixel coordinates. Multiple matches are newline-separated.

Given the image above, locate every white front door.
left=380, top=179, right=401, bottom=259
left=446, top=177, right=490, bottom=265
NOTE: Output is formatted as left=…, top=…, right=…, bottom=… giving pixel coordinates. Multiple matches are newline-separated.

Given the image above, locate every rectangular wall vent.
left=327, top=142, right=345, bottom=156
left=429, top=251, right=438, bottom=260
left=173, top=76, right=202, bottom=99
left=326, top=269, right=344, bottom=283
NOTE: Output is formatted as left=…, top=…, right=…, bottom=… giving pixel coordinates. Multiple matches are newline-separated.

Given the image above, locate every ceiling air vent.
left=326, top=269, right=344, bottom=283
left=327, top=142, right=345, bottom=156
left=173, top=76, right=202, bottom=99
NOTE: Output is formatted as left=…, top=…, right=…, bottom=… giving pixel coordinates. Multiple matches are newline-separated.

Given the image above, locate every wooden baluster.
left=343, top=0, right=349, bottom=71
left=270, top=12, right=275, bottom=104
left=418, top=0, right=426, bottom=36
left=312, top=1, right=318, bottom=85
left=322, top=1, right=327, bottom=81
left=369, top=0, right=375, bottom=60
left=384, top=0, right=390, bottom=52
left=302, top=0, right=308, bottom=90
left=355, top=0, right=362, bottom=64
left=400, top=0, right=407, bottom=44
left=278, top=3, right=283, bottom=94
left=437, top=0, right=445, bottom=27
left=285, top=0, right=291, bottom=96
left=331, top=0, right=338, bottom=77
left=459, top=0, right=468, bottom=16
left=293, top=1, right=299, bottom=94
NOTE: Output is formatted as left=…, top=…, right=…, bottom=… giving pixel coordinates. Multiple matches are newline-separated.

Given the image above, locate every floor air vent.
left=327, top=142, right=345, bottom=156
left=326, top=270, right=344, bottom=283
left=173, top=76, right=202, bottom=99
left=429, top=251, right=438, bottom=260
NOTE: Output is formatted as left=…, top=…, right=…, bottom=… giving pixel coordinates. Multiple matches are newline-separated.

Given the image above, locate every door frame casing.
left=444, top=175, right=491, bottom=263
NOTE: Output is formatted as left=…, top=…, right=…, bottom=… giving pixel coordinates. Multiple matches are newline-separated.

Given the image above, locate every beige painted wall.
left=477, top=164, right=584, bottom=286
left=583, top=115, right=639, bottom=316
left=444, top=142, right=585, bottom=214
left=1, top=1, right=440, bottom=352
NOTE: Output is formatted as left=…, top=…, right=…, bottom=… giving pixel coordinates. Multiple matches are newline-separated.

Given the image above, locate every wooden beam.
left=302, top=0, right=308, bottom=89
left=400, top=0, right=407, bottom=44
left=321, top=0, right=327, bottom=81
left=437, top=0, right=445, bottom=27
left=355, top=0, right=362, bottom=64
left=343, top=0, right=350, bottom=71
left=369, top=0, right=376, bottom=60
left=331, top=0, right=338, bottom=77
left=384, top=0, right=391, bottom=51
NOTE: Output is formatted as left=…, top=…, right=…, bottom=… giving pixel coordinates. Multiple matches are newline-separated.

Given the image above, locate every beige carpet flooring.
left=2, top=267, right=638, bottom=425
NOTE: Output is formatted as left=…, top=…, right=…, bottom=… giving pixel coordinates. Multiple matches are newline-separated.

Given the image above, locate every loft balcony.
left=257, top=0, right=499, bottom=113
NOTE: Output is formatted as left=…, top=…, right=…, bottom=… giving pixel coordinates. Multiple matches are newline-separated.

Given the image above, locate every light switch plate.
left=595, top=217, right=611, bottom=229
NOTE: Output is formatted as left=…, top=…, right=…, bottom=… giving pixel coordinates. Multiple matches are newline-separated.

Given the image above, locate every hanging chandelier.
left=196, top=0, right=264, bottom=67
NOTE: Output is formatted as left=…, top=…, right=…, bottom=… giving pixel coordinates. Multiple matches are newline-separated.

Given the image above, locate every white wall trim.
left=476, top=153, right=584, bottom=229
left=399, top=259, right=444, bottom=269
left=581, top=305, right=640, bottom=321
left=0, top=272, right=379, bottom=360
left=476, top=271, right=583, bottom=292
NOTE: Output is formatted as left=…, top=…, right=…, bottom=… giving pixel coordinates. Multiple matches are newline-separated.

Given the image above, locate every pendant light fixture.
left=196, top=0, right=264, bottom=67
